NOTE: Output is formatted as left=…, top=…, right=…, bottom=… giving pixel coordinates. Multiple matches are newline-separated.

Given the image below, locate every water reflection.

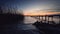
left=24, top=16, right=60, bottom=24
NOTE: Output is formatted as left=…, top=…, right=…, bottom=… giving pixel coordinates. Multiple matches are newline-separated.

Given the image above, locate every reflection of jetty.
left=25, top=14, right=60, bottom=24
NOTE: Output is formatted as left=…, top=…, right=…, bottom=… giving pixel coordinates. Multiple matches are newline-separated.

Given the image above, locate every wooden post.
left=39, top=16, right=40, bottom=22
left=52, top=16, right=53, bottom=21
left=42, top=16, right=43, bottom=22
left=45, top=16, right=46, bottom=23
left=48, top=16, right=49, bottom=24
left=59, top=16, right=60, bottom=23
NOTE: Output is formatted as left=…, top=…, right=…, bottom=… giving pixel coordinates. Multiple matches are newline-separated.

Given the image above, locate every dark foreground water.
left=1, top=22, right=60, bottom=34
left=1, top=24, right=40, bottom=34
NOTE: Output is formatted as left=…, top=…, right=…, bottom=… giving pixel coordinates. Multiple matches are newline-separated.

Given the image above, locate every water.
left=17, top=24, right=38, bottom=30
left=1, top=16, right=60, bottom=34
left=24, top=16, right=37, bottom=24
left=16, top=23, right=40, bottom=34
left=24, top=16, right=60, bottom=24
left=15, top=16, right=60, bottom=34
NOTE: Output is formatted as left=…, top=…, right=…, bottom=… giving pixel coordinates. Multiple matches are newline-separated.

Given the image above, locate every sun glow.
left=24, top=10, right=60, bottom=16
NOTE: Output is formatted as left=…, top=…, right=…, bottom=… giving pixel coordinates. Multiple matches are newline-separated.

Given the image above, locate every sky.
left=0, top=0, right=60, bottom=15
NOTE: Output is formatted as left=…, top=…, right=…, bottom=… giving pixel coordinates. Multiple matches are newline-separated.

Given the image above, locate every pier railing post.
left=59, top=16, right=60, bottom=23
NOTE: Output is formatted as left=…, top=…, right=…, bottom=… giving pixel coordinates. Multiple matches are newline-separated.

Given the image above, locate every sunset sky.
left=0, top=0, right=60, bottom=15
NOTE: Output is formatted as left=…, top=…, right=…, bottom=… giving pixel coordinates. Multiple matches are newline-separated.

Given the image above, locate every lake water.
left=24, top=16, right=60, bottom=24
